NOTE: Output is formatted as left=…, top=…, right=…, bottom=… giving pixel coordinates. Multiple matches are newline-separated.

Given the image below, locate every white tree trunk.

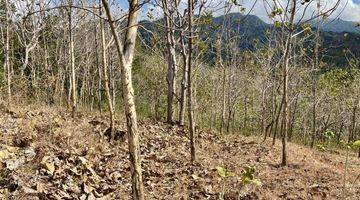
left=100, top=4, right=115, bottom=137
left=68, top=1, right=77, bottom=118
left=4, top=0, right=11, bottom=103
left=101, top=0, right=144, bottom=198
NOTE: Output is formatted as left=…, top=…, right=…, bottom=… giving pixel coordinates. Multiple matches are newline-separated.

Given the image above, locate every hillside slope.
left=0, top=105, right=359, bottom=199
left=139, top=13, right=360, bottom=67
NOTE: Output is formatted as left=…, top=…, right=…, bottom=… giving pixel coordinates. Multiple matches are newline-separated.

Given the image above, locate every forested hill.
left=313, top=18, right=360, bottom=33
left=140, top=13, right=360, bottom=67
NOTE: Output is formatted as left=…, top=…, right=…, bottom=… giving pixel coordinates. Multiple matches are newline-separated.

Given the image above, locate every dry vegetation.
left=1, top=104, right=359, bottom=199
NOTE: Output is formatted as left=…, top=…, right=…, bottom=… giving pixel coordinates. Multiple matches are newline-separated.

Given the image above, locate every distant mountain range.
left=312, top=18, right=360, bottom=33
left=139, top=13, right=360, bottom=67
left=213, top=12, right=360, bottom=33
left=212, top=13, right=360, bottom=34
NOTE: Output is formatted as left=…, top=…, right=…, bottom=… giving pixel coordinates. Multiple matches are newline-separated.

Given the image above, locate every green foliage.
left=0, top=68, right=4, bottom=87
left=231, top=0, right=241, bottom=6
left=198, top=12, right=214, bottom=26
left=339, top=140, right=360, bottom=150
left=351, top=140, right=360, bottom=149
left=274, top=21, right=282, bottom=28
left=316, top=130, right=336, bottom=151
left=301, top=23, right=312, bottom=35
left=316, top=144, right=326, bottom=151
left=269, top=8, right=283, bottom=18
left=323, top=130, right=335, bottom=140
left=241, top=166, right=255, bottom=184
left=136, top=103, right=153, bottom=119
left=319, top=68, right=354, bottom=96
left=348, top=58, right=359, bottom=69
left=216, top=166, right=235, bottom=178
left=0, top=42, right=3, bottom=87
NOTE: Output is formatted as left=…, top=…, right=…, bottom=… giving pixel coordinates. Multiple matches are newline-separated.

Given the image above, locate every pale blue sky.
left=117, top=0, right=360, bottom=22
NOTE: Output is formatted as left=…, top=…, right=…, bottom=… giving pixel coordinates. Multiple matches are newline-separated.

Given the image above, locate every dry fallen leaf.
left=0, top=149, right=10, bottom=161
left=6, top=157, right=25, bottom=170
left=36, top=182, right=45, bottom=193
left=41, top=156, right=56, bottom=175
left=83, top=182, right=94, bottom=194
left=87, top=192, right=96, bottom=200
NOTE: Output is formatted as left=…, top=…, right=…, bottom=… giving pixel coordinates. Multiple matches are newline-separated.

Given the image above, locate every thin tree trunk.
left=288, top=95, right=298, bottom=141
left=110, top=49, right=116, bottom=108
left=100, top=2, right=115, bottom=138
left=93, top=8, right=102, bottom=114
left=4, top=0, right=11, bottom=103
left=273, top=97, right=284, bottom=145
left=68, top=0, right=76, bottom=118
left=337, top=121, right=344, bottom=144
left=178, top=26, right=188, bottom=126
left=310, top=2, right=321, bottom=148
left=261, top=89, right=266, bottom=138
left=310, top=82, right=317, bottom=148
left=281, top=35, right=291, bottom=166
left=162, top=0, right=177, bottom=124
left=209, top=80, right=217, bottom=129
left=188, top=0, right=196, bottom=164
left=101, top=0, right=144, bottom=198
left=220, top=67, right=226, bottom=133
left=349, top=99, right=358, bottom=143
left=280, top=0, right=296, bottom=167
left=226, top=66, right=233, bottom=133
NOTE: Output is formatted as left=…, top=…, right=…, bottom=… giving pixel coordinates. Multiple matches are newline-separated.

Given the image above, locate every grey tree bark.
left=281, top=0, right=296, bottom=166
left=162, top=0, right=178, bottom=124
left=178, top=16, right=188, bottom=126
left=101, top=0, right=144, bottom=198
left=187, top=0, right=196, bottom=164
left=68, top=0, right=77, bottom=118
left=99, top=2, right=115, bottom=138
left=4, top=0, right=11, bottom=103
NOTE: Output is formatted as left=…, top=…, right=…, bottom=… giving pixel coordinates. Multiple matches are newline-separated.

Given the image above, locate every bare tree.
left=99, top=1, right=115, bottom=138
left=4, top=0, right=11, bottom=103
left=68, top=0, right=77, bottom=118
left=101, top=0, right=144, bottom=198
left=178, top=12, right=188, bottom=126
left=161, top=0, right=178, bottom=124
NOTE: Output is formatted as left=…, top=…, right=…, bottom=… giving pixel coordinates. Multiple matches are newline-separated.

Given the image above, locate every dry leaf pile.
left=0, top=105, right=359, bottom=199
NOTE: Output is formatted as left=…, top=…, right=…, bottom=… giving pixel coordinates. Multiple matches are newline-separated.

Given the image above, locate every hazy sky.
left=231, top=0, right=360, bottom=22
left=124, top=0, right=360, bottom=22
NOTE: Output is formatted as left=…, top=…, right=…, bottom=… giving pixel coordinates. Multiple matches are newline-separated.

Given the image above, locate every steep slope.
left=0, top=104, right=359, bottom=199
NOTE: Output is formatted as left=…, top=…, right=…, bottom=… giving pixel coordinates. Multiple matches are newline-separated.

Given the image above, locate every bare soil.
left=0, top=104, right=359, bottom=199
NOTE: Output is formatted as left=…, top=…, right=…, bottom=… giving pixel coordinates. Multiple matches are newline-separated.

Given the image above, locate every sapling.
left=216, top=165, right=261, bottom=199
left=241, top=166, right=261, bottom=186
left=316, top=130, right=335, bottom=151
left=216, top=165, right=235, bottom=199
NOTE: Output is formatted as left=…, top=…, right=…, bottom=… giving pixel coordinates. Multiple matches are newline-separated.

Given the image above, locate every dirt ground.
left=0, top=104, right=359, bottom=199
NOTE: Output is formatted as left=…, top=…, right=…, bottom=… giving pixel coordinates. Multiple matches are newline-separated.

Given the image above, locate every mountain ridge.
left=139, top=13, right=360, bottom=67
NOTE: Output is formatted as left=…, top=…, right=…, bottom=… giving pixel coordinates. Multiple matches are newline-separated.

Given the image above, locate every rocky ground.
left=0, top=104, right=359, bottom=199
